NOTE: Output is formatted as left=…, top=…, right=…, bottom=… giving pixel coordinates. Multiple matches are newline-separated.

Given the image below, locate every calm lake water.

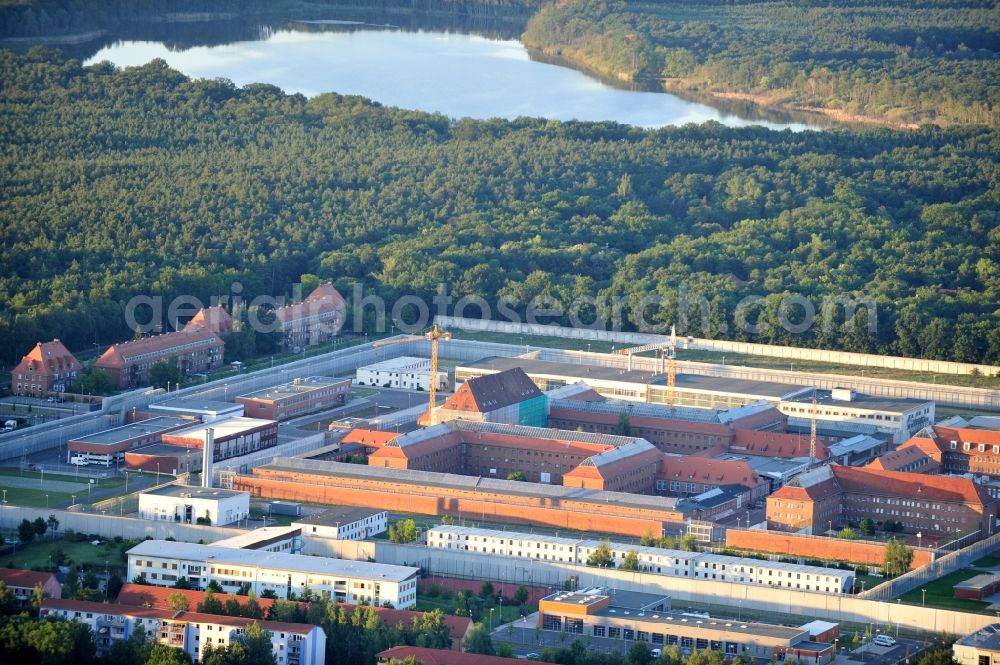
left=84, top=24, right=815, bottom=131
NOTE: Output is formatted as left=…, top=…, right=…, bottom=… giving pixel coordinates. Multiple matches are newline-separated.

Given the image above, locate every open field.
left=0, top=467, right=126, bottom=507
left=451, top=329, right=1000, bottom=389
left=897, top=568, right=992, bottom=613
left=0, top=535, right=131, bottom=572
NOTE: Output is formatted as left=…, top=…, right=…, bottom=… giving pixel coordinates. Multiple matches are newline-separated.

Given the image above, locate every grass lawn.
left=0, top=468, right=125, bottom=488
left=1, top=536, right=127, bottom=571
left=974, top=556, right=1000, bottom=568
left=415, top=594, right=528, bottom=625
left=0, top=467, right=126, bottom=507
left=450, top=330, right=999, bottom=388
left=0, top=487, right=74, bottom=508
left=897, top=568, right=993, bottom=613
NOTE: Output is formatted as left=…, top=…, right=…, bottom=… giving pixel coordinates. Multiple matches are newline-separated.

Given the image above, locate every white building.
left=426, top=525, right=854, bottom=593
left=954, top=624, right=1000, bottom=665
left=40, top=598, right=326, bottom=665
left=356, top=356, right=448, bottom=391
left=212, top=525, right=303, bottom=554
left=293, top=507, right=388, bottom=541
left=127, top=539, right=420, bottom=607
left=137, top=485, right=250, bottom=526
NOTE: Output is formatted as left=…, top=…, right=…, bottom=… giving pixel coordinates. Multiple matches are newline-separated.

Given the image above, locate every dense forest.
left=0, top=49, right=997, bottom=367
left=522, top=0, right=999, bottom=127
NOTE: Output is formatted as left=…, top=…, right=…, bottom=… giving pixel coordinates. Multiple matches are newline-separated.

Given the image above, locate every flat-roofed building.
left=237, top=376, right=352, bottom=421
left=11, top=339, right=82, bottom=396
left=357, top=356, right=448, bottom=392
left=126, top=539, right=420, bottom=607
left=293, top=507, right=388, bottom=540
left=536, top=591, right=832, bottom=663
left=161, top=416, right=278, bottom=461
left=125, top=442, right=203, bottom=475
left=95, top=328, right=224, bottom=389
left=425, top=525, right=854, bottom=592
left=40, top=597, right=326, bottom=665
left=138, top=485, right=250, bottom=526
left=955, top=624, right=1000, bottom=665
left=67, top=416, right=192, bottom=466
left=148, top=397, right=244, bottom=422
left=780, top=388, right=934, bottom=442
left=212, top=525, right=302, bottom=553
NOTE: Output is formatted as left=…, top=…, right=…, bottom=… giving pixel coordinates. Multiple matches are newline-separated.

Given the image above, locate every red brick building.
left=11, top=339, right=82, bottom=395
left=767, top=464, right=998, bottom=536
left=183, top=305, right=233, bottom=337
left=236, top=376, right=352, bottom=421
left=866, top=445, right=940, bottom=474
left=655, top=455, right=770, bottom=502
left=161, top=416, right=278, bottom=462
left=95, top=328, right=224, bottom=389
left=276, top=283, right=346, bottom=350
left=898, top=425, right=1000, bottom=479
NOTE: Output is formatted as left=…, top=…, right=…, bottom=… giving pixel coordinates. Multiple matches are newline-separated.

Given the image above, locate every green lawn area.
left=0, top=487, right=74, bottom=508
left=0, top=467, right=127, bottom=507
left=0, top=468, right=125, bottom=488
left=974, top=556, right=1000, bottom=568
left=1, top=536, right=127, bottom=571
left=897, top=569, right=993, bottom=613
left=451, top=330, right=1000, bottom=388
left=415, top=593, right=528, bottom=625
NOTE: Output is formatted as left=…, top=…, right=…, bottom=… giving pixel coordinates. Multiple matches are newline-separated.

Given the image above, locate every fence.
left=435, top=316, right=1000, bottom=377
left=860, top=530, right=1000, bottom=601
left=437, top=317, right=1000, bottom=410
left=0, top=505, right=241, bottom=542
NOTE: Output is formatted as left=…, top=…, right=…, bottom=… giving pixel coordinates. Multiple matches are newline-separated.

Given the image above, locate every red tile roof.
left=656, top=456, right=763, bottom=489
left=831, top=465, right=991, bottom=505
left=275, top=283, right=346, bottom=326
left=183, top=305, right=233, bottom=335
left=340, top=429, right=401, bottom=448
left=867, top=445, right=940, bottom=473
left=730, top=429, right=829, bottom=460
left=439, top=368, right=542, bottom=414
left=0, top=567, right=58, bottom=590
left=11, top=339, right=82, bottom=377
left=95, top=328, right=223, bottom=369
left=377, top=646, right=522, bottom=665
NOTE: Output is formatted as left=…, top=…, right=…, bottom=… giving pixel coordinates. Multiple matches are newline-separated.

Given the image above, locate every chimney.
left=202, top=427, right=215, bottom=489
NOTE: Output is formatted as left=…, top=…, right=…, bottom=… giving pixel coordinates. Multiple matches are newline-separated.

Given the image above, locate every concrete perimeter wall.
left=438, top=317, right=1000, bottom=410
left=437, top=316, right=1000, bottom=377
left=725, top=530, right=937, bottom=570
left=0, top=505, right=241, bottom=543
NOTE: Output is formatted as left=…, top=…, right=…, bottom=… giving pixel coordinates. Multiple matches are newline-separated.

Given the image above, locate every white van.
left=873, top=635, right=896, bottom=647
left=70, top=456, right=88, bottom=466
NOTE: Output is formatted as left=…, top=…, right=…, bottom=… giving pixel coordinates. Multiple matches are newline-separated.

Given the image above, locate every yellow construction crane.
left=666, top=324, right=678, bottom=409
left=425, top=324, right=451, bottom=425
left=809, top=392, right=818, bottom=460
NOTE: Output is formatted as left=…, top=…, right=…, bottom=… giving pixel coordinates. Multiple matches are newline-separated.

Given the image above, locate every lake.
left=84, top=22, right=816, bottom=131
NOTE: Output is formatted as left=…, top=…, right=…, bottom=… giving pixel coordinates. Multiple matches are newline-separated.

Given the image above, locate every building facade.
left=67, top=416, right=192, bottom=466
left=138, top=485, right=250, bottom=525
left=11, top=339, right=82, bottom=395
left=95, top=329, right=224, bottom=389
left=237, top=377, right=352, bottom=421
left=426, top=367, right=546, bottom=427
left=954, top=624, right=1000, bottom=665
left=161, top=416, right=278, bottom=462
left=0, top=568, right=61, bottom=603
left=275, top=283, right=346, bottom=350
left=127, top=540, right=420, bottom=607
left=292, top=508, right=388, bottom=541
left=356, top=356, right=448, bottom=392
left=40, top=598, right=326, bottom=665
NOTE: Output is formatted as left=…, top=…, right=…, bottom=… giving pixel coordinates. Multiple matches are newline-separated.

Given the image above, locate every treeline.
left=0, top=49, right=998, bottom=367
left=521, top=0, right=999, bottom=127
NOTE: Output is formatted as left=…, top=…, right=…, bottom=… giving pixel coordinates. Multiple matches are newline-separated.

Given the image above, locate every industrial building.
left=10, top=339, right=82, bottom=395
left=766, top=464, right=999, bottom=536
left=67, top=416, right=192, bottom=466
left=356, top=356, right=448, bottom=392
left=536, top=591, right=833, bottom=663
left=292, top=507, right=388, bottom=541
left=237, top=376, right=352, bottom=421
left=126, top=539, right=420, bottom=607
left=161, top=416, right=278, bottom=461
left=458, top=357, right=933, bottom=439
left=40, top=598, right=327, bottom=665
left=148, top=397, right=244, bottom=422
left=137, top=485, right=250, bottom=526
left=425, top=526, right=854, bottom=593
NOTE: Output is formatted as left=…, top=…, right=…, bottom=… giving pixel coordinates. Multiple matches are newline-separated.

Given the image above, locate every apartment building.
left=40, top=598, right=326, bottom=665
left=275, top=283, right=346, bottom=349
left=11, top=339, right=82, bottom=395
left=127, top=540, right=420, bottom=607
left=95, top=328, right=224, bottom=389
left=292, top=507, right=388, bottom=541
left=425, top=525, right=854, bottom=593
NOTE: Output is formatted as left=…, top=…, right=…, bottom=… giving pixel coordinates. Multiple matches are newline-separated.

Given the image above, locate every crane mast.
left=425, top=324, right=451, bottom=425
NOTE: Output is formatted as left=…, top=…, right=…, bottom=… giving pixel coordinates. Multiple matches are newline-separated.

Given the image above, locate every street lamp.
left=45, top=494, right=48, bottom=509
left=917, top=532, right=922, bottom=549
left=922, top=588, right=926, bottom=607
left=489, top=607, right=495, bottom=633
